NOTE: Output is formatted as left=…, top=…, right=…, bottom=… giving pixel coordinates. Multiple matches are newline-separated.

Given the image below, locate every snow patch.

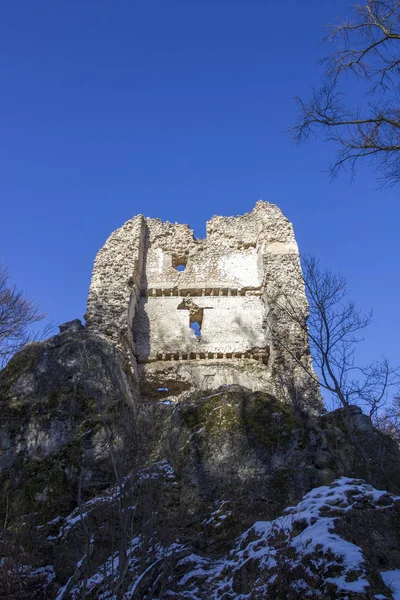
left=381, top=570, right=400, bottom=599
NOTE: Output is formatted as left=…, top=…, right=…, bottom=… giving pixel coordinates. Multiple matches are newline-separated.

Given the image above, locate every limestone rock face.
left=0, top=324, right=136, bottom=523
left=1, top=327, right=400, bottom=598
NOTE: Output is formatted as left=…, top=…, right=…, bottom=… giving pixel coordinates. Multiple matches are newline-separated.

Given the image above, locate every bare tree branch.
left=290, top=0, right=400, bottom=186
left=0, top=263, right=48, bottom=368
left=267, top=256, right=399, bottom=413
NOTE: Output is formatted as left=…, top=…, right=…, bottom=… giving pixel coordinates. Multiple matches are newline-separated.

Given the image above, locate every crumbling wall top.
left=206, top=201, right=295, bottom=247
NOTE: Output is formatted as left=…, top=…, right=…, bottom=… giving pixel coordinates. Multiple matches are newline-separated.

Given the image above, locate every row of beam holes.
left=155, top=352, right=247, bottom=360
left=147, top=288, right=249, bottom=297
left=159, top=254, right=249, bottom=394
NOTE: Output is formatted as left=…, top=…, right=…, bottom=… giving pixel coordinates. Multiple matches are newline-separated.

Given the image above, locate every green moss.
left=46, top=387, right=75, bottom=407
left=241, top=395, right=302, bottom=449
left=182, top=392, right=303, bottom=450
left=1, top=449, right=79, bottom=526
left=23, top=457, right=68, bottom=501
left=0, top=343, right=44, bottom=395
left=184, top=393, right=244, bottom=435
left=0, top=386, right=116, bottom=526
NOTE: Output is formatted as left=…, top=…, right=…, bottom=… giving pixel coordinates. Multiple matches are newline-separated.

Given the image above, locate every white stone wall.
left=85, top=201, right=322, bottom=409
left=85, top=214, right=145, bottom=353
left=133, top=295, right=265, bottom=359
left=140, top=360, right=273, bottom=396
left=144, top=242, right=262, bottom=290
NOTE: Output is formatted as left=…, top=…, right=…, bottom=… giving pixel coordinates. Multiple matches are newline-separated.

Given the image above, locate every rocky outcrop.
left=1, top=327, right=400, bottom=598
left=3, top=470, right=400, bottom=599
left=0, top=323, right=137, bottom=524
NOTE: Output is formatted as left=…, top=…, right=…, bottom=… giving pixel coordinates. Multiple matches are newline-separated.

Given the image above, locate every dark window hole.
left=172, top=255, right=187, bottom=271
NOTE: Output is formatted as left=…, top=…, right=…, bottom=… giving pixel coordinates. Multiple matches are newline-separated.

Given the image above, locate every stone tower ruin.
left=85, top=201, right=320, bottom=410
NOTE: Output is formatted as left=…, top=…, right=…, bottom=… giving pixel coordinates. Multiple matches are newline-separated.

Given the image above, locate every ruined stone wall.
left=85, top=201, right=320, bottom=410
left=134, top=295, right=265, bottom=359
left=85, top=214, right=145, bottom=357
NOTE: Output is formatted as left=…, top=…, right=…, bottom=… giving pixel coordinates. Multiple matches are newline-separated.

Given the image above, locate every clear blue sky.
left=1, top=1, right=398, bottom=370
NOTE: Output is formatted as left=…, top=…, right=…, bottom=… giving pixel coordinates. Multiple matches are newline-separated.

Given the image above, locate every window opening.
left=190, top=321, right=201, bottom=337
left=172, top=255, right=187, bottom=271
left=177, top=295, right=210, bottom=339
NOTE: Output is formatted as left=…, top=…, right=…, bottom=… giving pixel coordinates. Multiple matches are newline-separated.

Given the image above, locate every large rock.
left=1, top=328, right=400, bottom=598
left=0, top=323, right=137, bottom=523
left=160, top=387, right=400, bottom=534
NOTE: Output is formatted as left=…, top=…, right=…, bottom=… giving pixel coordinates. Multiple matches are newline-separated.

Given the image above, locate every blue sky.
left=1, top=0, right=398, bottom=370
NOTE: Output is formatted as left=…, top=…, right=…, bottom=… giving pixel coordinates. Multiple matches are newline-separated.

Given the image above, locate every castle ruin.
left=85, top=201, right=320, bottom=409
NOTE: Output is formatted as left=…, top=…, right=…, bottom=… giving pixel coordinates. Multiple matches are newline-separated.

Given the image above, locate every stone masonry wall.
left=134, top=295, right=265, bottom=360
left=85, top=215, right=145, bottom=356
left=85, top=201, right=321, bottom=410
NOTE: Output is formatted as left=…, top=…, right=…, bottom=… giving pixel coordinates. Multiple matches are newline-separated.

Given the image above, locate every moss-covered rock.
left=0, top=326, right=137, bottom=526
left=154, top=388, right=400, bottom=533
left=0, top=342, right=44, bottom=396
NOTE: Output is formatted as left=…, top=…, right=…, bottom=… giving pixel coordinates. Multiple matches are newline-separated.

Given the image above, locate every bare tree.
left=291, top=0, right=400, bottom=186
left=267, top=256, right=399, bottom=416
left=0, top=262, right=46, bottom=367
left=374, top=392, right=400, bottom=441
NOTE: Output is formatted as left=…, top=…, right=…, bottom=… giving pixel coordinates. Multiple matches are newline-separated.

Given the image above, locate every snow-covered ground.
left=4, top=469, right=399, bottom=599
left=381, top=571, right=400, bottom=600
left=50, top=474, right=399, bottom=599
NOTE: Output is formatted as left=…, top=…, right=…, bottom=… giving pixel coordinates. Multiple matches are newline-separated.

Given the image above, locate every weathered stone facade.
left=85, top=201, right=320, bottom=409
